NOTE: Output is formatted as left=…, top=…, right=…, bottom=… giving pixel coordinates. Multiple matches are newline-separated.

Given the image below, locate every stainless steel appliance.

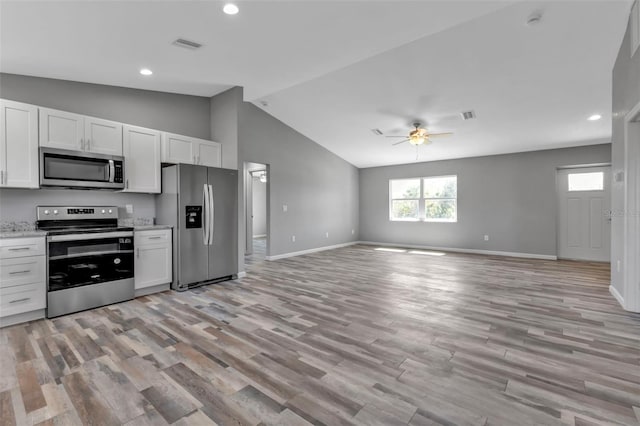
left=40, top=147, right=125, bottom=189
left=156, top=164, right=238, bottom=291
left=36, top=206, right=134, bottom=317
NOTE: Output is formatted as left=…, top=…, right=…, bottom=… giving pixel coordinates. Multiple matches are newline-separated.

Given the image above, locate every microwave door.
left=40, top=148, right=125, bottom=189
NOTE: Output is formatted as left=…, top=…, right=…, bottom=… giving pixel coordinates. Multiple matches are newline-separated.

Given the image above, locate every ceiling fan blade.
left=392, top=139, right=409, bottom=146
left=426, top=132, right=454, bottom=137
left=385, top=135, right=408, bottom=138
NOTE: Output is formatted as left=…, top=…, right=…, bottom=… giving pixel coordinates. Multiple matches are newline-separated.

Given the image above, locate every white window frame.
left=388, top=178, right=421, bottom=222
left=389, top=175, right=458, bottom=223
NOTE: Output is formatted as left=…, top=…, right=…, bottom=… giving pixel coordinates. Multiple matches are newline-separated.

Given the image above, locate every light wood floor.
left=1, top=244, right=639, bottom=426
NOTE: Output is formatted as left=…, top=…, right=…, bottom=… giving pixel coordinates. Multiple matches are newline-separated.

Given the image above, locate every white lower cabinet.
left=0, top=237, right=46, bottom=327
left=135, top=229, right=172, bottom=294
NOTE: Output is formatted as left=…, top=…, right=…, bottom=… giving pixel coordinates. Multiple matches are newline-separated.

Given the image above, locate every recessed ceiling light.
left=223, top=3, right=239, bottom=15
left=588, top=114, right=602, bottom=121
left=139, top=68, right=153, bottom=76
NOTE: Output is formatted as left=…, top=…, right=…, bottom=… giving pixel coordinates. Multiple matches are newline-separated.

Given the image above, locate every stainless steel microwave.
left=40, top=148, right=125, bottom=189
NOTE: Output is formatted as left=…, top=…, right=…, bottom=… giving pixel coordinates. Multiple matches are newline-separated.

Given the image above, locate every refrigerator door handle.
left=208, top=184, right=215, bottom=245
left=202, top=183, right=209, bottom=246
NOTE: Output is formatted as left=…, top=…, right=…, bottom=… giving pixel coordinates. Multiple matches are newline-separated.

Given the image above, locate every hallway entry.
left=245, top=162, right=268, bottom=264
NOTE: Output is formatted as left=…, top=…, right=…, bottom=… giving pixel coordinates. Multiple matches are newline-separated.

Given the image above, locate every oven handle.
left=49, top=250, right=134, bottom=261
left=108, top=160, right=115, bottom=183
left=48, top=231, right=133, bottom=242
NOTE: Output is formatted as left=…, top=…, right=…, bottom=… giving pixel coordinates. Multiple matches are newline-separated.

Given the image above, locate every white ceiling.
left=0, top=0, right=632, bottom=168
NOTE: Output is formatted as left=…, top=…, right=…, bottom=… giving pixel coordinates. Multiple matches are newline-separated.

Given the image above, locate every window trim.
left=388, top=178, right=421, bottom=222
left=389, top=175, right=458, bottom=223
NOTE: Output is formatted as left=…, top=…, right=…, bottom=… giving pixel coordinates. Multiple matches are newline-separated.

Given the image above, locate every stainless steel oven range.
left=36, top=206, right=134, bottom=318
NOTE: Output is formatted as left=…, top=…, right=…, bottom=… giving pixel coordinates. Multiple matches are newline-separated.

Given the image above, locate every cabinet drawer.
left=0, top=282, right=46, bottom=318
left=136, top=230, right=171, bottom=246
left=0, top=256, right=45, bottom=289
left=0, top=238, right=46, bottom=259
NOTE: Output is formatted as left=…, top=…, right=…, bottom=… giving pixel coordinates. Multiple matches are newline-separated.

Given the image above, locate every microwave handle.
left=108, top=160, right=115, bottom=183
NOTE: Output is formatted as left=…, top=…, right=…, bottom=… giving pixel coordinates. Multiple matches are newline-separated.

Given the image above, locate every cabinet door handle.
left=86, top=139, right=91, bottom=151
left=197, top=156, right=200, bottom=164
left=8, top=247, right=31, bottom=252
left=126, top=179, right=129, bottom=189
left=0, top=170, right=4, bottom=185
left=9, top=270, right=31, bottom=275
left=136, top=248, right=140, bottom=258
left=9, top=297, right=30, bottom=304
left=148, top=236, right=162, bottom=240
left=80, top=138, right=84, bottom=150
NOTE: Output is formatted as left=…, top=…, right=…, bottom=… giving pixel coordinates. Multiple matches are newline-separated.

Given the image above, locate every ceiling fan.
left=387, top=122, right=453, bottom=146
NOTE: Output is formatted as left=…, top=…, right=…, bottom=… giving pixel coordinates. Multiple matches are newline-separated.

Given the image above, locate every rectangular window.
left=390, top=175, right=457, bottom=222
left=389, top=178, right=420, bottom=221
left=568, top=172, right=604, bottom=191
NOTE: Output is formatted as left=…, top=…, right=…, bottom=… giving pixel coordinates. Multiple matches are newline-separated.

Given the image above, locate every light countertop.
left=0, top=230, right=48, bottom=239
left=134, top=225, right=173, bottom=231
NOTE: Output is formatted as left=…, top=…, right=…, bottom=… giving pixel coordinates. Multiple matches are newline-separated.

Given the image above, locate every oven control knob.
left=43, top=210, right=49, bottom=215
left=108, top=209, right=113, bottom=214
left=101, top=209, right=106, bottom=214
left=53, top=210, right=59, bottom=215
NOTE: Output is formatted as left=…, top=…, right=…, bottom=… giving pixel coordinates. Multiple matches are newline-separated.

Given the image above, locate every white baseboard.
left=609, top=285, right=625, bottom=308
left=357, top=241, right=558, bottom=260
left=0, top=309, right=45, bottom=328
left=135, top=283, right=170, bottom=298
left=253, top=234, right=266, bottom=238
left=236, top=271, right=247, bottom=278
left=266, top=242, right=357, bottom=261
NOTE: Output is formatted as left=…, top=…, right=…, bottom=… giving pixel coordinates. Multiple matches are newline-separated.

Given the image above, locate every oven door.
left=47, top=232, right=134, bottom=292
left=40, top=147, right=124, bottom=189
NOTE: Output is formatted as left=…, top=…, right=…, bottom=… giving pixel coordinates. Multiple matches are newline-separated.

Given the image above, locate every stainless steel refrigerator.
left=156, top=164, right=238, bottom=291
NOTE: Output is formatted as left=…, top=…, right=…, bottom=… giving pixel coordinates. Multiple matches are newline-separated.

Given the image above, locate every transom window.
left=567, top=172, right=604, bottom=191
left=389, top=175, right=457, bottom=222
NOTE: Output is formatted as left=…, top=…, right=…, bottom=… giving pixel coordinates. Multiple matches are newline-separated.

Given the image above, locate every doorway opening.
left=556, top=165, right=611, bottom=262
left=245, top=162, right=268, bottom=265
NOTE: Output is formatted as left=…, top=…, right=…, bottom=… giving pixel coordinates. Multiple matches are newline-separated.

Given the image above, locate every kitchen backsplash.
left=0, top=188, right=156, bottom=223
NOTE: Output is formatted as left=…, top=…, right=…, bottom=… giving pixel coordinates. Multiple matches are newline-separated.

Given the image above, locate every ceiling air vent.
left=172, top=38, right=203, bottom=50
left=371, top=128, right=384, bottom=136
left=461, top=110, right=476, bottom=120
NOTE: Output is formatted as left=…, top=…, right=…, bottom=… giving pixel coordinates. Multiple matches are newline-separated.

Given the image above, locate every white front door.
left=557, top=166, right=611, bottom=261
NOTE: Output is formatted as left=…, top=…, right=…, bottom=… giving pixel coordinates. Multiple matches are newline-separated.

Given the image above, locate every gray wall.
left=252, top=177, right=267, bottom=236
left=611, top=11, right=640, bottom=297
left=210, top=87, right=240, bottom=169
left=0, top=188, right=154, bottom=224
left=359, top=144, right=611, bottom=257
left=0, top=73, right=211, bottom=139
left=237, top=101, right=359, bottom=258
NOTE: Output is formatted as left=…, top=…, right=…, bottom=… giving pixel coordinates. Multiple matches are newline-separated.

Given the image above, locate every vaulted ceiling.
left=1, top=0, right=632, bottom=167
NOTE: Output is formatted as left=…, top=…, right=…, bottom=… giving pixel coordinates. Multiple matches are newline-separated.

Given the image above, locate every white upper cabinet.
left=197, top=140, right=222, bottom=168
left=39, top=108, right=84, bottom=151
left=0, top=100, right=39, bottom=189
left=123, top=125, right=161, bottom=193
left=39, top=108, right=123, bottom=155
left=161, top=132, right=221, bottom=168
left=84, top=117, right=123, bottom=156
left=161, top=133, right=196, bottom=165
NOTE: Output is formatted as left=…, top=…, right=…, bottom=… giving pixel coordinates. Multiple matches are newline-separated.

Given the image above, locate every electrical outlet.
left=484, top=235, right=489, bottom=241
left=352, top=229, right=355, bottom=235
left=325, top=232, right=329, bottom=238
left=282, top=204, right=288, bottom=212
left=291, top=235, right=295, bottom=242
left=126, top=204, right=134, bottom=214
